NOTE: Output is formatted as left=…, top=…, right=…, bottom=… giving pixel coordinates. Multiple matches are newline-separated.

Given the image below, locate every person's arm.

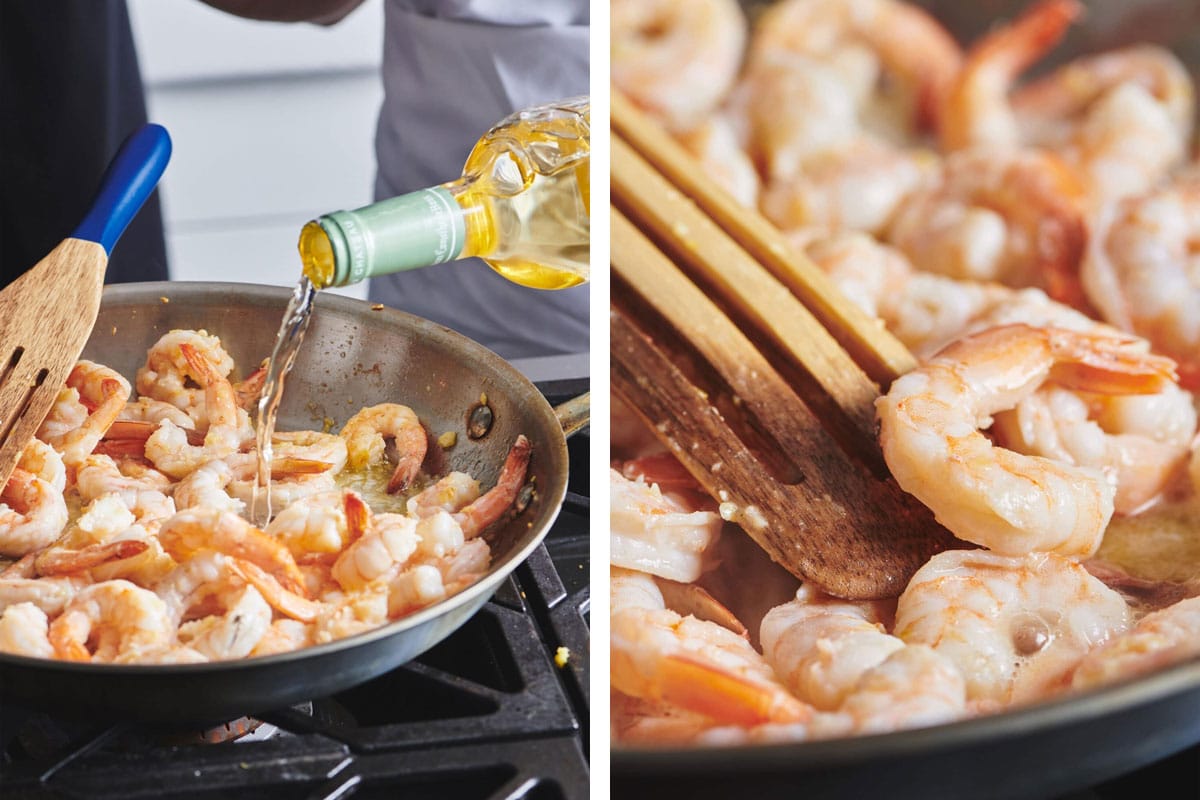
left=198, top=0, right=367, bottom=25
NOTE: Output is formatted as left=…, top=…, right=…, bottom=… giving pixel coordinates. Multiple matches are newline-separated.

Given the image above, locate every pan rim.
left=0, top=280, right=569, bottom=675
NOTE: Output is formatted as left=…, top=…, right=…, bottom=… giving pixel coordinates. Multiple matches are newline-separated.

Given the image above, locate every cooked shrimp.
left=135, top=329, right=236, bottom=426
left=675, top=115, right=761, bottom=208
left=48, top=579, right=174, bottom=662
left=18, top=439, right=66, bottom=493
left=157, top=508, right=307, bottom=597
left=0, top=575, right=79, bottom=616
left=611, top=567, right=810, bottom=727
left=332, top=509, right=419, bottom=592
left=0, top=602, right=54, bottom=658
left=406, top=472, right=481, bottom=518
left=941, top=0, right=1189, bottom=206
left=340, top=403, right=428, bottom=493
left=37, top=361, right=132, bottom=471
left=233, top=360, right=267, bottom=412
left=227, top=559, right=322, bottom=622
left=761, top=138, right=936, bottom=235
left=991, top=382, right=1196, bottom=514
left=144, top=343, right=249, bottom=478
left=314, top=585, right=390, bottom=643
left=172, top=459, right=244, bottom=515
left=226, top=457, right=339, bottom=513
left=610, top=468, right=723, bottom=584
left=1071, top=594, right=1200, bottom=690
left=885, top=147, right=1090, bottom=311
left=1015, top=46, right=1193, bottom=205
left=1082, top=176, right=1200, bottom=388
left=117, top=397, right=195, bottom=429
left=749, top=0, right=962, bottom=136
left=34, top=539, right=149, bottom=577
left=798, top=229, right=1024, bottom=357
left=387, top=538, right=492, bottom=618
left=451, top=435, right=531, bottom=538
left=76, top=454, right=176, bottom=524
left=250, top=618, right=313, bottom=657
left=759, top=584, right=903, bottom=711
left=271, top=430, right=347, bottom=475
left=176, top=583, right=272, bottom=661
left=895, top=550, right=1131, bottom=705
left=940, top=0, right=1081, bottom=151
left=877, top=324, right=1178, bottom=556
left=611, top=0, right=747, bottom=131
left=837, top=644, right=967, bottom=734
left=0, top=469, right=69, bottom=558
left=268, top=489, right=364, bottom=560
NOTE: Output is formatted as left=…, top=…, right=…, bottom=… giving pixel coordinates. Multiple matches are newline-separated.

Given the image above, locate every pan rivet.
left=467, top=402, right=494, bottom=439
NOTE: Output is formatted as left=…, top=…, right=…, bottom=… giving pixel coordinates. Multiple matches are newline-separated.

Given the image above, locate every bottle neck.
left=302, top=179, right=490, bottom=288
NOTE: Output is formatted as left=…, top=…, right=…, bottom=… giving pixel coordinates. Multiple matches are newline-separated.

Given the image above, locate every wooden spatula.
left=0, top=123, right=171, bottom=487
left=611, top=94, right=962, bottom=600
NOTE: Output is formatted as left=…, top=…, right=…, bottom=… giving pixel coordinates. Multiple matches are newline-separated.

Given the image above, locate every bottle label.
left=324, top=187, right=466, bottom=285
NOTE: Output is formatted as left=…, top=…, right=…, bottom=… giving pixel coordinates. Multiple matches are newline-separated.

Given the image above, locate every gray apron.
left=368, top=0, right=590, bottom=361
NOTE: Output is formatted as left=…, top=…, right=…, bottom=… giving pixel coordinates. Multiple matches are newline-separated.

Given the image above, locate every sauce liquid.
left=249, top=277, right=317, bottom=526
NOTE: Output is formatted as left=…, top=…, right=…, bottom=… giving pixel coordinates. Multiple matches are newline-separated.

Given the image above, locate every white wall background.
left=128, top=0, right=385, bottom=299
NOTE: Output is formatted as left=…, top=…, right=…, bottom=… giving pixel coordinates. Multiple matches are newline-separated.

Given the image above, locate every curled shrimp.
left=991, top=382, right=1196, bottom=515
left=1082, top=174, right=1200, bottom=388
left=940, top=0, right=1082, bottom=151
left=331, top=506, right=419, bottom=592
left=405, top=472, right=481, bottom=518
left=34, top=539, right=149, bottom=578
left=267, top=489, right=364, bottom=560
left=1071, top=594, right=1200, bottom=691
left=877, top=324, right=1178, bottom=556
left=451, top=435, right=531, bottom=538
left=0, top=602, right=54, bottom=658
left=76, top=454, right=176, bottom=525
left=610, top=467, right=722, bottom=585
left=611, top=567, right=810, bottom=728
left=37, top=360, right=132, bottom=471
left=135, top=329, right=236, bottom=426
left=156, top=508, right=307, bottom=597
left=175, top=582, right=272, bottom=661
left=18, top=439, right=66, bottom=493
left=885, top=147, right=1090, bottom=311
left=48, top=579, right=174, bottom=662
left=748, top=0, right=962, bottom=137
left=251, top=618, right=313, bottom=657
left=144, top=342, right=249, bottom=478
left=172, top=459, right=245, bottom=515
left=387, top=538, right=492, bottom=619
left=941, top=0, right=1190, bottom=206
left=895, top=549, right=1130, bottom=705
left=760, top=138, right=936, bottom=235
left=0, top=469, right=69, bottom=558
left=340, top=403, right=428, bottom=493
left=611, top=0, right=748, bottom=132
left=759, top=584, right=903, bottom=711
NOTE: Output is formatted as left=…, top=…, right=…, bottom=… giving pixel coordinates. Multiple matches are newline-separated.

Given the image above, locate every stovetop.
left=0, top=385, right=591, bottom=800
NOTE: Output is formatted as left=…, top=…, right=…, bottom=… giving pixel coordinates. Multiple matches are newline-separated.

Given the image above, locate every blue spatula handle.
left=70, top=124, right=172, bottom=255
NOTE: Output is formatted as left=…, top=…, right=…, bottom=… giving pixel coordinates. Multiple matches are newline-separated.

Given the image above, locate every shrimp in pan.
left=895, top=549, right=1130, bottom=706
left=876, top=324, right=1178, bottom=557
left=611, top=0, right=748, bottom=132
left=611, top=567, right=810, bottom=728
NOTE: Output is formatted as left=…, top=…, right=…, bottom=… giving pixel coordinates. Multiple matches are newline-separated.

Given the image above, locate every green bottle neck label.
left=320, top=187, right=467, bottom=286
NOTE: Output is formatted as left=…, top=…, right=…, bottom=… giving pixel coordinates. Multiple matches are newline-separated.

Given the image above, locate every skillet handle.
left=554, top=392, right=590, bottom=439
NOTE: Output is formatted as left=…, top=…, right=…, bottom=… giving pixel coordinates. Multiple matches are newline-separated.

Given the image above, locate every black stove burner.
left=1, top=383, right=591, bottom=800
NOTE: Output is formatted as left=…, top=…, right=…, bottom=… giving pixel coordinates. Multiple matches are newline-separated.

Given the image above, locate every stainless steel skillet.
left=0, top=281, right=581, bottom=723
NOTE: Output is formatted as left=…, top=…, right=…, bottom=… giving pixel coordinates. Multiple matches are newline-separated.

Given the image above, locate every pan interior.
left=82, top=281, right=568, bottom=636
